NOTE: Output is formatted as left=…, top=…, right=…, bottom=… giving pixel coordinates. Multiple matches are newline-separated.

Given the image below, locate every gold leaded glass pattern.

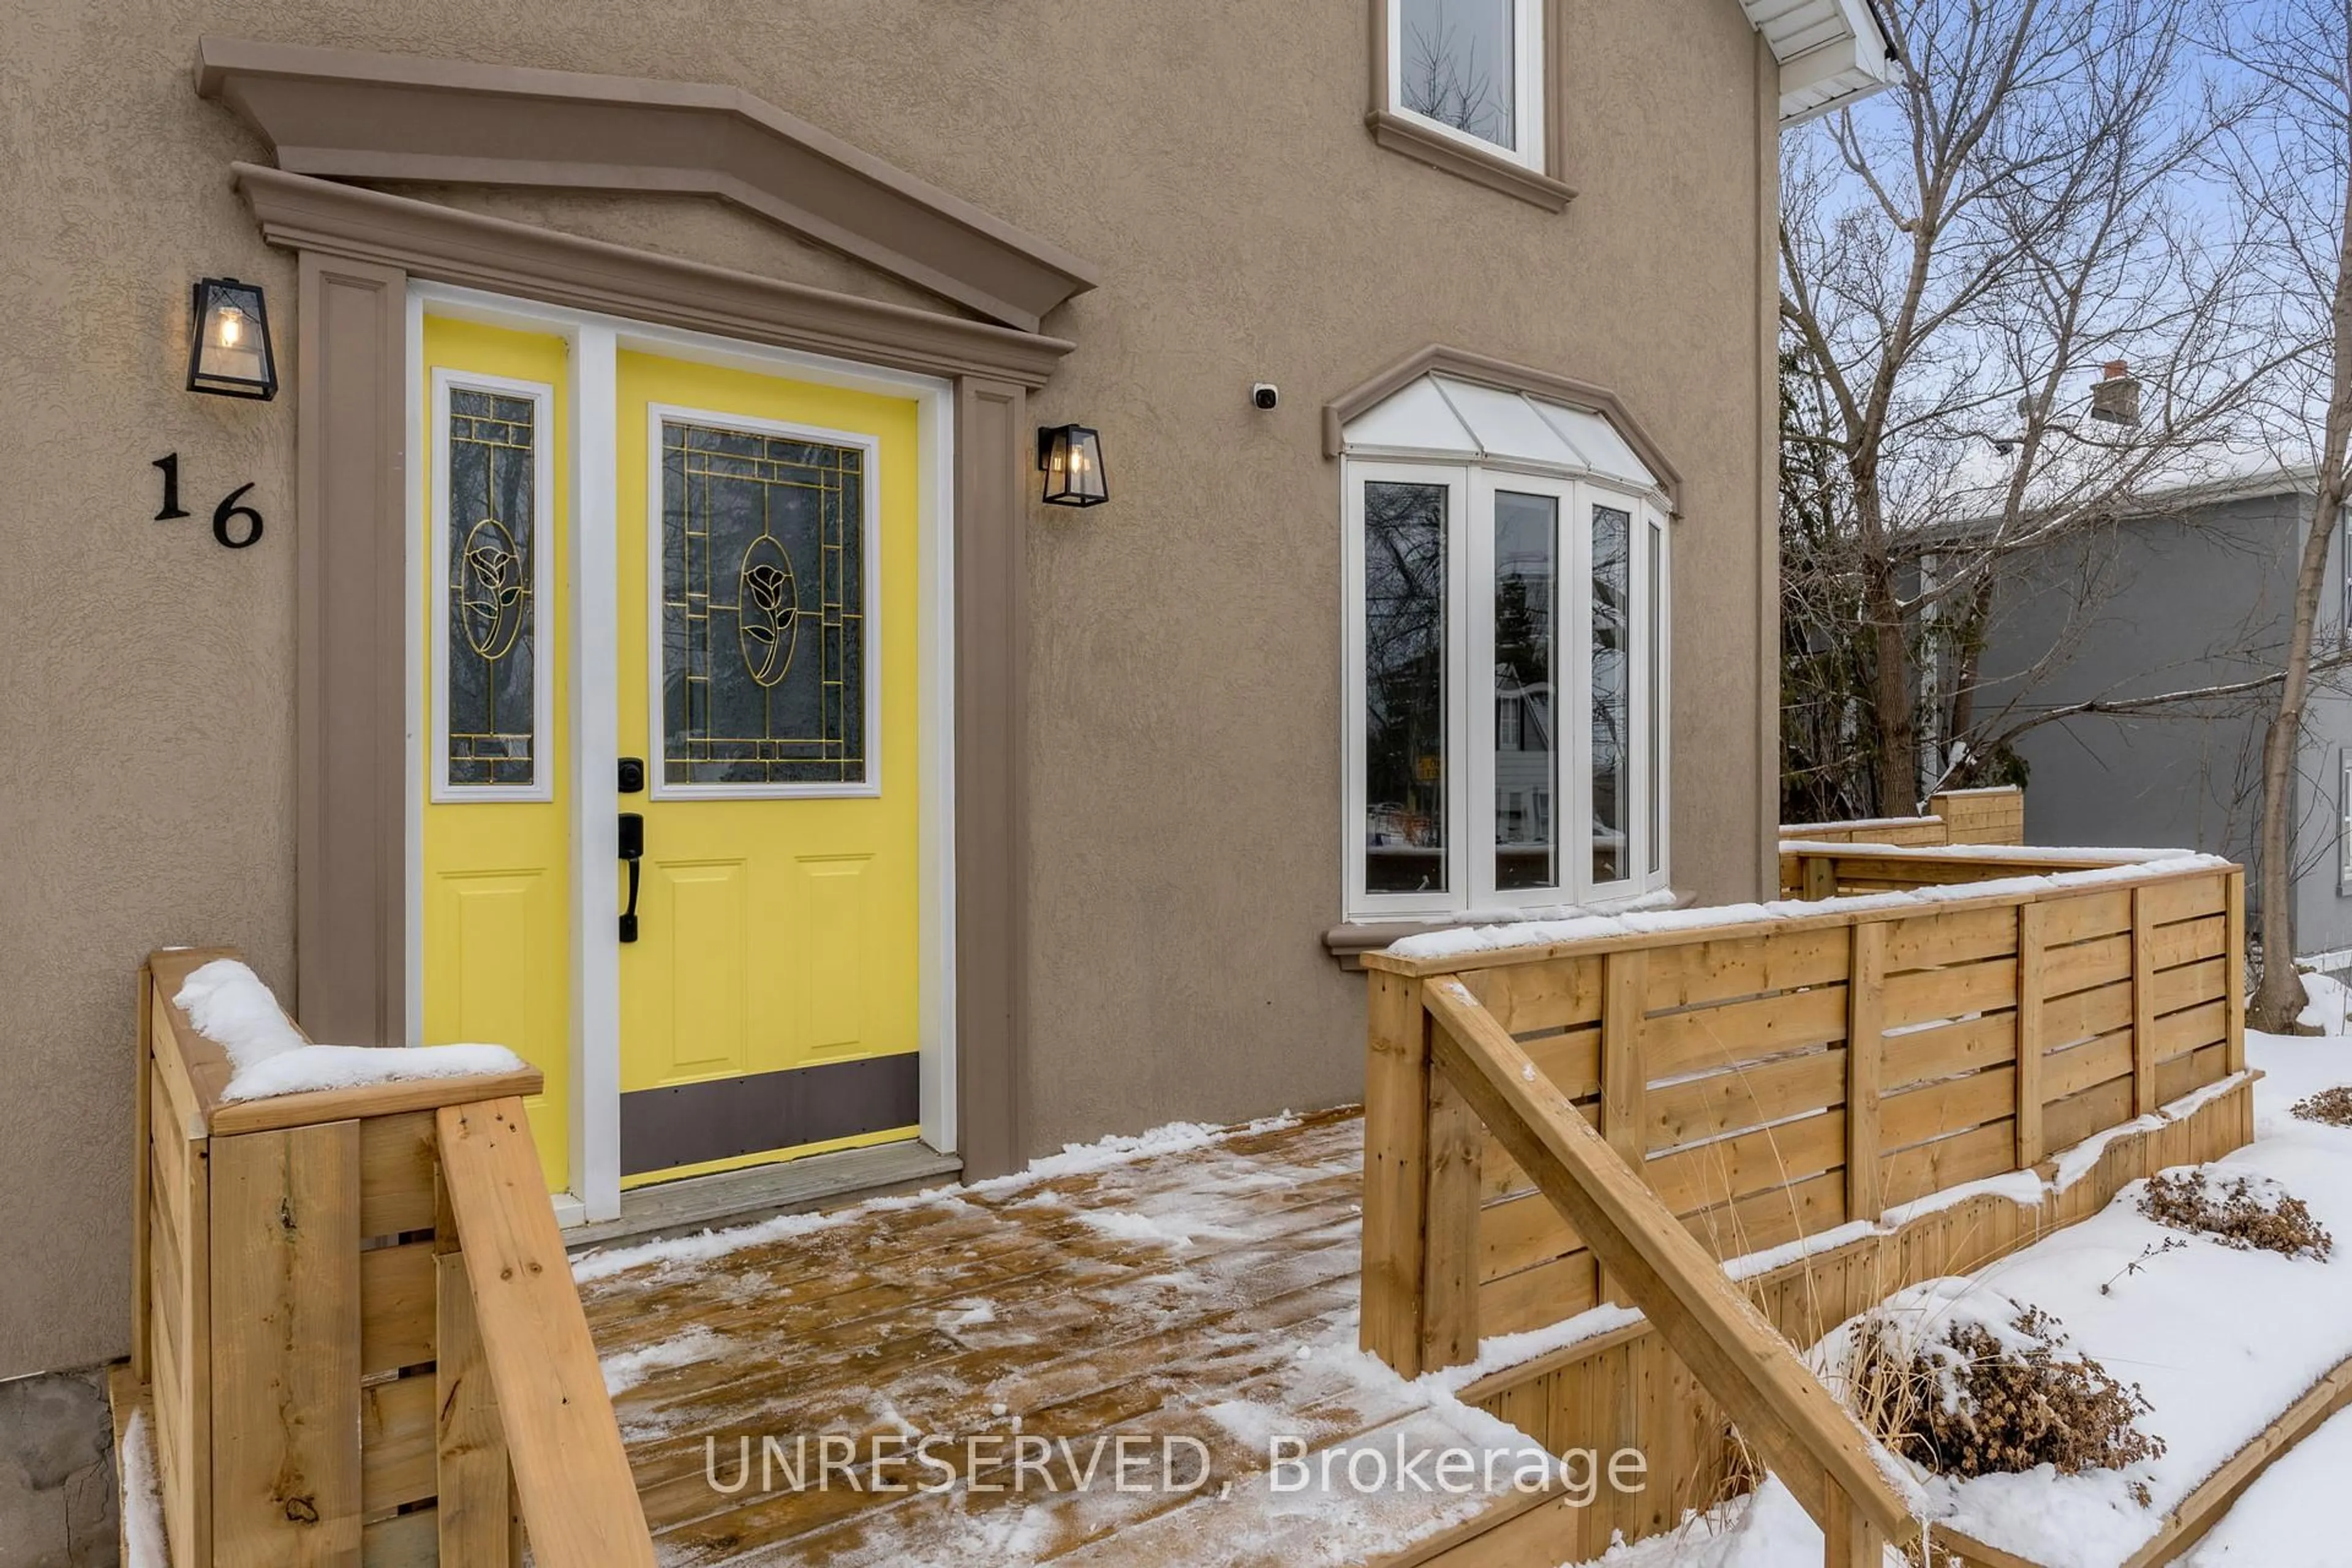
left=661, top=420, right=866, bottom=786
left=445, top=388, right=538, bottom=787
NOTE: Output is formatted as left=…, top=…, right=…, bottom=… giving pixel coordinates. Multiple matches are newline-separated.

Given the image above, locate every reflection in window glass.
left=1649, top=522, right=1664, bottom=876
left=1494, top=491, right=1557, bottom=891
left=445, top=388, right=538, bottom=788
left=1365, top=482, right=1448, bottom=894
left=1592, top=504, right=1630, bottom=883
left=661, top=421, right=866, bottom=787
left=1399, top=0, right=1517, bottom=150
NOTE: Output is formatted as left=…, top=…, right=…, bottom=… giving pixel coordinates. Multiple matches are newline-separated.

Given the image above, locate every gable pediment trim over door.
left=195, top=36, right=1099, bottom=334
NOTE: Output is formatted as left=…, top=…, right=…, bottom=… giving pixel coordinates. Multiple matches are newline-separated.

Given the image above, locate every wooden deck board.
left=576, top=1110, right=1556, bottom=1568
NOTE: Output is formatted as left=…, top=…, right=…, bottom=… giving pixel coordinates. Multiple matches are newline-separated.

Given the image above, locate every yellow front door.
left=421, top=316, right=925, bottom=1200
left=612, top=352, right=924, bottom=1184
left=418, top=317, right=572, bottom=1191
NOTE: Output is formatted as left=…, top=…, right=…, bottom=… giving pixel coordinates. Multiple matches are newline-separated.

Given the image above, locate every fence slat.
left=1362, top=971, right=1433, bottom=1376
left=210, top=1121, right=364, bottom=1563
left=1601, top=951, right=1648, bottom=1306
left=2132, top=889, right=2159, bottom=1116
left=2226, top=870, right=2248, bottom=1074
left=1421, top=1065, right=1482, bottom=1370
left=437, top=1245, right=514, bottom=1564
left=1845, top=924, right=1885, bottom=1223
left=2016, top=902, right=2046, bottom=1168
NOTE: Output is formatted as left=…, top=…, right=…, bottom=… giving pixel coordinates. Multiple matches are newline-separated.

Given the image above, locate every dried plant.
left=2099, top=1236, right=2189, bottom=1295
left=2138, top=1170, right=2335, bottom=1258
left=2290, top=1085, right=2352, bottom=1128
left=1831, top=1302, right=2164, bottom=1506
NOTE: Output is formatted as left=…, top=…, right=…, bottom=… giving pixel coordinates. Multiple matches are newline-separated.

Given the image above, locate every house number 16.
left=153, top=453, right=265, bottom=549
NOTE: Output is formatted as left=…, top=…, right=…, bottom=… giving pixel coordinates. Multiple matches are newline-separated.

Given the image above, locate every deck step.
left=562, top=1140, right=962, bottom=1253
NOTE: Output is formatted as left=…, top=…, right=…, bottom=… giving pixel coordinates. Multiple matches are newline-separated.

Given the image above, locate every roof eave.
left=1742, top=0, right=1901, bottom=124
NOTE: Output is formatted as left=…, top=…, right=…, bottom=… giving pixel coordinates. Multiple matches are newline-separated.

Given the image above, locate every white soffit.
left=1738, top=0, right=1898, bottom=124
left=1343, top=375, right=1662, bottom=492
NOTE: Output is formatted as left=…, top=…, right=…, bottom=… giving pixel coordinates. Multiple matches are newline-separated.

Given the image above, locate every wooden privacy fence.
left=1781, top=784, right=2027, bottom=850
left=1360, top=851, right=2252, bottom=1563
left=132, top=948, right=655, bottom=1567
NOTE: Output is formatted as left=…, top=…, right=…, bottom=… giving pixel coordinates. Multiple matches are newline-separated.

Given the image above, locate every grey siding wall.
left=1977, top=489, right=2352, bottom=952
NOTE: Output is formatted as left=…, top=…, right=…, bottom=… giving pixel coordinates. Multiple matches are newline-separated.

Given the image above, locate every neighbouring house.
left=1962, top=467, right=2352, bottom=959
left=0, top=0, right=1898, bottom=1407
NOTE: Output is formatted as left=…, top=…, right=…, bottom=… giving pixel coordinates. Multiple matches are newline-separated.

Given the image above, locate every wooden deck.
left=574, top=1111, right=1556, bottom=1567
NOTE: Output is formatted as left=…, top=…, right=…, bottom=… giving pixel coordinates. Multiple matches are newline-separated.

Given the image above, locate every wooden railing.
left=1361, top=850, right=2251, bottom=1564
left=1781, top=783, right=2027, bottom=850
left=1417, top=980, right=1916, bottom=1560
left=131, top=948, right=655, bottom=1567
left=1779, top=840, right=2138, bottom=901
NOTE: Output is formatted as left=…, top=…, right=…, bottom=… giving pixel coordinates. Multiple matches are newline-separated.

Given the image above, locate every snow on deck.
left=571, top=1110, right=1552, bottom=1567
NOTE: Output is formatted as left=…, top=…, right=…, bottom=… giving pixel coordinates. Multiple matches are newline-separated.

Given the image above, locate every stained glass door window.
left=435, top=374, right=552, bottom=797
left=655, top=415, right=875, bottom=793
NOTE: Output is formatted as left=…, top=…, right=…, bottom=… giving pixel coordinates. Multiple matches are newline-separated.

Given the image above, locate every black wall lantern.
left=1037, top=424, right=1108, bottom=507
left=187, top=277, right=277, bottom=400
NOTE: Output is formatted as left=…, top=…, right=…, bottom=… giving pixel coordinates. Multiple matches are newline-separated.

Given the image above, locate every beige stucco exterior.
left=0, top=0, right=1780, bottom=1377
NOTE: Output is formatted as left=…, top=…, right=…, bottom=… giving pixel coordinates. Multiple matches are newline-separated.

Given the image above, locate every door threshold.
left=562, top=1139, right=962, bottom=1253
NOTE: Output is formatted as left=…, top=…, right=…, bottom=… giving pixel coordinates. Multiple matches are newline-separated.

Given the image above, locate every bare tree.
left=2211, top=0, right=2352, bottom=1028
left=1779, top=0, right=2278, bottom=818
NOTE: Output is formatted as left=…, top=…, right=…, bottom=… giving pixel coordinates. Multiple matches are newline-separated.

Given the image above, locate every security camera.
left=1250, top=383, right=1279, bottom=411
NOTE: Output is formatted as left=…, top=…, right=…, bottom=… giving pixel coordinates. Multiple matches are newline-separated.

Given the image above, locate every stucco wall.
left=0, top=0, right=1778, bottom=1376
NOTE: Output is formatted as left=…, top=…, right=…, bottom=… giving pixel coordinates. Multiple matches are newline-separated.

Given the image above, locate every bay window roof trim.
left=1325, top=346, right=1679, bottom=509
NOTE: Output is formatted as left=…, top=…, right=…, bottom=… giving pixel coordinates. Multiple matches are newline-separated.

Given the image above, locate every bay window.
left=1342, top=374, right=1670, bottom=921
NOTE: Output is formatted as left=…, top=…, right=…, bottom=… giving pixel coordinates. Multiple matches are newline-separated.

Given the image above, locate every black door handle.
left=618, top=812, right=644, bottom=943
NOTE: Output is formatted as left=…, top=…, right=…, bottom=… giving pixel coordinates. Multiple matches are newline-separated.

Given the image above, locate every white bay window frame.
left=1345, top=457, right=1670, bottom=922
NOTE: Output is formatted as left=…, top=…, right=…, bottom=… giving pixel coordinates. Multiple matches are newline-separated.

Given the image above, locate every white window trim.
left=643, top=401, right=884, bottom=802
left=1344, top=458, right=1670, bottom=924
left=429, top=366, right=558, bottom=805
left=1345, top=462, right=1471, bottom=919
left=1385, top=0, right=1547, bottom=173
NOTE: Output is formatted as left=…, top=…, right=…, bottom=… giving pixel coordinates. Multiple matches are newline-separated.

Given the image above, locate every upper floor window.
left=1392, top=0, right=1544, bottom=165
left=1341, top=373, right=1671, bottom=921
left=1370, top=0, right=1570, bottom=209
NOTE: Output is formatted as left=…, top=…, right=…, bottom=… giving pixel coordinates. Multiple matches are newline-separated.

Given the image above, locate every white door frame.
left=404, top=281, right=960, bottom=1226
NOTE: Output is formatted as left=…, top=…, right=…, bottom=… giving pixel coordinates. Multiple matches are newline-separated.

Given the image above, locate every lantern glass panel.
left=189, top=279, right=276, bottom=399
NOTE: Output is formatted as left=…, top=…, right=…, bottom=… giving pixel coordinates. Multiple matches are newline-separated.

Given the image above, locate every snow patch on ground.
left=1071, top=1207, right=1200, bottom=1249
left=119, top=1407, right=168, bottom=1568
left=573, top=1115, right=1306, bottom=1285
left=1419, top=1303, right=1649, bottom=1394
left=570, top=1189, right=959, bottom=1283
left=967, top=1114, right=1304, bottom=1194
left=2294, top=968, right=2351, bottom=1035
left=601, top=1326, right=729, bottom=1395
left=2177, top=1401, right=2352, bottom=1564
left=173, top=957, right=527, bottom=1102
left=1575, top=1477, right=1905, bottom=1567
